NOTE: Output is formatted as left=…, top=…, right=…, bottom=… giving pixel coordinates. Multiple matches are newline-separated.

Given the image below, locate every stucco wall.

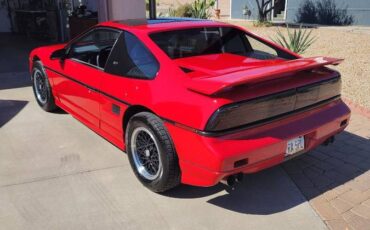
left=231, top=0, right=260, bottom=20
left=98, top=0, right=146, bottom=21
left=231, top=0, right=370, bottom=25
left=286, top=0, right=370, bottom=25
left=158, top=0, right=231, bottom=17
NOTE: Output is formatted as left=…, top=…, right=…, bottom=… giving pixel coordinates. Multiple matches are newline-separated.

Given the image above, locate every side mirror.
left=50, top=48, right=67, bottom=60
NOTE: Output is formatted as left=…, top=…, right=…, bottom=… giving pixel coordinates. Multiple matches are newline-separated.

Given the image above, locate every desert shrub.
left=296, top=0, right=353, bottom=25
left=253, top=20, right=273, bottom=27
left=272, top=25, right=316, bottom=54
left=169, top=3, right=193, bottom=17
left=296, top=0, right=318, bottom=24
left=316, top=0, right=353, bottom=25
left=168, top=0, right=215, bottom=19
left=190, top=0, right=216, bottom=19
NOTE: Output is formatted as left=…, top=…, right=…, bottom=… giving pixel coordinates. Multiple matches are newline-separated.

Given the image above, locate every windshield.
left=150, top=27, right=293, bottom=60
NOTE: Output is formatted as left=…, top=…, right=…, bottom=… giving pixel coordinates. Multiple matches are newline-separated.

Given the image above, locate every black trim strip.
left=44, top=66, right=131, bottom=106
left=70, top=58, right=104, bottom=71
left=213, top=76, right=340, bottom=116
left=162, top=95, right=341, bottom=137
left=43, top=66, right=341, bottom=137
left=205, top=76, right=341, bottom=132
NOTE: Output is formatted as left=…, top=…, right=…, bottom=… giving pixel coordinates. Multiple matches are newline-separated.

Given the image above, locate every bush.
left=168, top=0, right=215, bottom=19
left=253, top=20, right=273, bottom=27
left=190, top=0, right=216, bottom=19
left=316, top=0, right=354, bottom=25
left=169, top=3, right=193, bottom=17
left=272, top=25, right=316, bottom=54
left=296, top=0, right=318, bottom=24
left=296, top=0, right=354, bottom=26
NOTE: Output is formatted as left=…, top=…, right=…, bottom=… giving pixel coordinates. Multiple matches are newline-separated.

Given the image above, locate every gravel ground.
left=225, top=21, right=370, bottom=110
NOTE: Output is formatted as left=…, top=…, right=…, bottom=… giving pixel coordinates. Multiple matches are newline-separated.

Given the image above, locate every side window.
left=245, top=35, right=279, bottom=60
left=68, top=29, right=120, bottom=68
left=105, top=32, right=159, bottom=79
left=221, top=28, right=247, bottom=56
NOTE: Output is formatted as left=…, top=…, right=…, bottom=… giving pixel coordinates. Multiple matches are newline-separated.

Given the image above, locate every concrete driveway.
left=0, top=34, right=327, bottom=230
left=0, top=74, right=326, bottom=230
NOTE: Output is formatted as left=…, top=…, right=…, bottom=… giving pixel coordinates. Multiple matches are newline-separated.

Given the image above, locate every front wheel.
left=32, top=61, right=57, bottom=112
left=126, top=112, right=181, bottom=192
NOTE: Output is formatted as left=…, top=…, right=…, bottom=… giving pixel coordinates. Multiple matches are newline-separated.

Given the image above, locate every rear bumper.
left=164, top=99, right=351, bottom=187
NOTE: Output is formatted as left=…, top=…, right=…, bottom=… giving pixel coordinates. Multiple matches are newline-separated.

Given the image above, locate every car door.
left=52, top=28, right=120, bottom=128
left=99, top=31, right=160, bottom=145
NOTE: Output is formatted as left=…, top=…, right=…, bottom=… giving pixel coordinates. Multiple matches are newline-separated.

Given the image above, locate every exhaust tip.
left=227, top=175, right=236, bottom=187
left=223, top=173, right=244, bottom=188
left=236, top=173, right=244, bottom=182
left=322, top=136, right=335, bottom=146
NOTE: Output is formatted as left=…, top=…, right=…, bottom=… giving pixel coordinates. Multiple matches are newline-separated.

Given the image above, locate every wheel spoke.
left=33, top=70, right=48, bottom=104
left=131, top=128, right=162, bottom=181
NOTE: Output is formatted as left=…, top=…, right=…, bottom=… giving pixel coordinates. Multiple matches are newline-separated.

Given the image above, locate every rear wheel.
left=32, top=61, right=57, bottom=112
left=126, top=112, right=181, bottom=192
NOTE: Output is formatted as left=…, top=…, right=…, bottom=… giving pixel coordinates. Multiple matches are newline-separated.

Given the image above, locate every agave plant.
left=272, top=25, right=317, bottom=54
left=190, top=0, right=216, bottom=19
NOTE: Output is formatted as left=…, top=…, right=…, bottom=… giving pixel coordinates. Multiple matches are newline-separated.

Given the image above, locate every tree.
left=255, top=0, right=280, bottom=22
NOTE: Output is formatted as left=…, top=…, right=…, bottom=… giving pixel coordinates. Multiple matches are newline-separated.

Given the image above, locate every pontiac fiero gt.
left=30, top=18, right=350, bottom=192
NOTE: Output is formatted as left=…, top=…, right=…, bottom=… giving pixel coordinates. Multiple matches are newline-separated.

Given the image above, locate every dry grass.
left=226, top=21, right=370, bottom=110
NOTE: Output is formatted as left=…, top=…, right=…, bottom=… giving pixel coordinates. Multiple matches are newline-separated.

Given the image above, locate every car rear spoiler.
left=186, top=56, right=343, bottom=96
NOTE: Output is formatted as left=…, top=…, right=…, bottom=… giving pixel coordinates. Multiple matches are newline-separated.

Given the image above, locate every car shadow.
left=163, top=131, right=369, bottom=215
left=0, top=99, right=28, bottom=127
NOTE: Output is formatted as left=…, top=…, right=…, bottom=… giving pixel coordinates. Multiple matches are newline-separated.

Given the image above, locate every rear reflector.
left=234, top=159, right=248, bottom=168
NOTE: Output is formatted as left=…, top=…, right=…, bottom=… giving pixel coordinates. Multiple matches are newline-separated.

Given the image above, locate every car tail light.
left=205, top=77, right=341, bottom=132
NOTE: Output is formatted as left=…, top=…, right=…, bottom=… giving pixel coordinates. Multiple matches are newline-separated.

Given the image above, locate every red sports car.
left=30, top=18, right=350, bottom=192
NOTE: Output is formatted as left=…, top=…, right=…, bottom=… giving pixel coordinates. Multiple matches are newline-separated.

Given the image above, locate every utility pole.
left=149, top=0, right=156, bottom=19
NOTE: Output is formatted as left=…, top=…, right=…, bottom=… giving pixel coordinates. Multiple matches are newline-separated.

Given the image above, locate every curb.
left=343, top=97, right=370, bottom=119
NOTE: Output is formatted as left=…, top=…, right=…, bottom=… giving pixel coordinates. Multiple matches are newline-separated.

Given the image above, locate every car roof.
left=99, top=17, right=231, bottom=33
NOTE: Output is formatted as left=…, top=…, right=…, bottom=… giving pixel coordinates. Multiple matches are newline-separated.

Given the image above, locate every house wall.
left=285, top=0, right=370, bottom=25
left=218, top=0, right=231, bottom=17
left=231, top=0, right=266, bottom=21
left=98, top=0, right=145, bottom=21
left=230, top=0, right=370, bottom=25
left=157, top=0, right=230, bottom=17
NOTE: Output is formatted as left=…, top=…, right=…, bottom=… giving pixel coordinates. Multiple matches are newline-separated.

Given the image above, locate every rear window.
left=150, top=27, right=294, bottom=60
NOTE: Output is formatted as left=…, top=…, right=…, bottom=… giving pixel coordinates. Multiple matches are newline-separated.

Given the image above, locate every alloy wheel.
left=131, top=127, right=163, bottom=180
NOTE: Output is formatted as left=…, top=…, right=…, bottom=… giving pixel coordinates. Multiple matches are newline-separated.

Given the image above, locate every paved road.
left=1, top=32, right=369, bottom=230
left=0, top=73, right=326, bottom=229
left=284, top=113, right=370, bottom=230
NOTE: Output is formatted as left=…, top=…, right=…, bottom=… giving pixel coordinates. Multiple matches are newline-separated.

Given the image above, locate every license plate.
left=286, top=136, right=305, bottom=156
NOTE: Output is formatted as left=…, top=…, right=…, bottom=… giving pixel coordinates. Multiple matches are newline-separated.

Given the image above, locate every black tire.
left=31, top=61, right=57, bottom=112
left=126, top=112, right=181, bottom=192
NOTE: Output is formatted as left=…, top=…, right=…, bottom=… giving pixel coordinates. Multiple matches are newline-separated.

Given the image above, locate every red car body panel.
left=30, top=19, right=351, bottom=187
left=183, top=56, right=343, bottom=95
left=167, top=99, right=349, bottom=186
